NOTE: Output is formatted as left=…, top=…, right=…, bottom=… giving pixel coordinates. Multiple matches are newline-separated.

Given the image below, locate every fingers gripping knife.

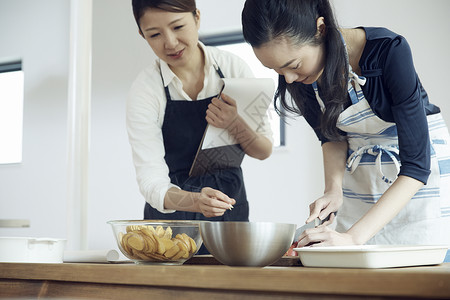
left=293, top=213, right=335, bottom=243
left=285, top=213, right=336, bottom=256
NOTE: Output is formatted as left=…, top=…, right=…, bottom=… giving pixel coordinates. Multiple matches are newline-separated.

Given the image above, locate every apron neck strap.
left=160, top=59, right=225, bottom=102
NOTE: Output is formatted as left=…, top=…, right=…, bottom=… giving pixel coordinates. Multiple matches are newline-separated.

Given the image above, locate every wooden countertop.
left=1, top=259, right=449, bottom=299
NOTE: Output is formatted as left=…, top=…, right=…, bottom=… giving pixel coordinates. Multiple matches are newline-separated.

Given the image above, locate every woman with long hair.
left=242, top=0, right=450, bottom=246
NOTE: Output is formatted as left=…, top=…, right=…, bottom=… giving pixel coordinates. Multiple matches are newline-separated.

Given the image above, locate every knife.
left=293, top=213, right=335, bottom=243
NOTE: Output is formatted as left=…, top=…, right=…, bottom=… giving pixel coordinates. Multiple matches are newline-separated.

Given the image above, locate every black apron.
left=144, top=65, right=249, bottom=254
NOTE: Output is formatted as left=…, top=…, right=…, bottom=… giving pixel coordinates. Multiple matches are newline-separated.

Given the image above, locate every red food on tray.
left=285, top=241, right=299, bottom=257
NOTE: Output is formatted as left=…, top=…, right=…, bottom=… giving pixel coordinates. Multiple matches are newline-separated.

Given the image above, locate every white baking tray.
left=0, top=237, right=66, bottom=263
left=293, top=245, right=448, bottom=268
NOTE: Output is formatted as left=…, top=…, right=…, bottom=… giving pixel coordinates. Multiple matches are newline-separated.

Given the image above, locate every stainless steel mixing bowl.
left=199, top=221, right=296, bottom=267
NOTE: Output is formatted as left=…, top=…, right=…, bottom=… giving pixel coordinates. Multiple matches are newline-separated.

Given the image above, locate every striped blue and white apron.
left=312, top=67, right=450, bottom=245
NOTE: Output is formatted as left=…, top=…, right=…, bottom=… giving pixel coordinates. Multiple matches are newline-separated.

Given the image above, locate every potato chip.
left=174, top=237, right=189, bottom=253
left=130, top=249, right=142, bottom=260
left=146, top=252, right=168, bottom=261
left=134, top=250, right=152, bottom=261
left=161, top=237, right=175, bottom=250
left=164, top=244, right=180, bottom=258
left=187, top=236, right=197, bottom=253
left=127, top=232, right=145, bottom=251
left=145, top=225, right=156, bottom=234
left=155, top=225, right=165, bottom=238
left=142, top=234, right=156, bottom=253
left=153, top=234, right=166, bottom=255
left=121, top=233, right=134, bottom=255
left=163, top=226, right=173, bottom=239
left=171, top=249, right=187, bottom=260
left=140, top=227, right=154, bottom=238
left=181, top=233, right=192, bottom=248
left=175, top=234, right=191, bottom=252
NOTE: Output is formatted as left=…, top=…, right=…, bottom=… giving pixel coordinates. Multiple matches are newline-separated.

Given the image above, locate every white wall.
left=1, top=0, right=449, bottom=251
left=0, top=0, right=70, bottom=239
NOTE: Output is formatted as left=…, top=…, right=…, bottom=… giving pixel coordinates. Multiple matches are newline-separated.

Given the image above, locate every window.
left=201, top=32, right=285, bottom=147
left=0, top=60, right=24, bottom=164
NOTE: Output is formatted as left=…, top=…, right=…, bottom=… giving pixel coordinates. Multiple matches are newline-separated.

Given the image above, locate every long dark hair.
left=242, top=0, right=348, bottom=140
left=132, top=0, right=197, bottom=34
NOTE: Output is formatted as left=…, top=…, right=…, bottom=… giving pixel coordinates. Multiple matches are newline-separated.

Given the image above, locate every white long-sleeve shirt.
left=126, top=42, right=273, bottom=213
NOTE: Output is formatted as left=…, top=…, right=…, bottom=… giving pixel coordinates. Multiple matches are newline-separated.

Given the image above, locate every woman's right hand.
left=306, top=191, right=343, bottom=224
left=198, top=187, right=236, bottom=218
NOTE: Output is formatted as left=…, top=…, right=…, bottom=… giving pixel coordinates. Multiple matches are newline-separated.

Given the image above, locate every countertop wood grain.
left=0, top=260, right=449, bottom=299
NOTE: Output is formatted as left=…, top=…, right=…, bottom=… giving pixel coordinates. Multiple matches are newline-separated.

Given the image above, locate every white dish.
left=293, top=245, right=448, bottom=268
left=0, top=237, right=66, bottom=263
left=63, top=249, right=122, bottom=263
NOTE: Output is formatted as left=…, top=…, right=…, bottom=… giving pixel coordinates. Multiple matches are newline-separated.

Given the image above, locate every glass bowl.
left=108, top=220, right=203, bottom=265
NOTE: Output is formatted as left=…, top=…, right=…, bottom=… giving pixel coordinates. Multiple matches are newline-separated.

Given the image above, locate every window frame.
left=0, top=60, right=22, bottom=74
left=0, top=59, right=24, bottom=164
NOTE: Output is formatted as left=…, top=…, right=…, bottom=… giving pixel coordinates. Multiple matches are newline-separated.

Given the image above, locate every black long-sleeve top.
left=303, top=27, right=440, bottom=184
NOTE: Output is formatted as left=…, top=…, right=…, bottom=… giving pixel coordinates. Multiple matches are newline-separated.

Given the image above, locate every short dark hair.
left=242, top=0, right=348, bottom=141
left=132, top=0, right=197, bottom=34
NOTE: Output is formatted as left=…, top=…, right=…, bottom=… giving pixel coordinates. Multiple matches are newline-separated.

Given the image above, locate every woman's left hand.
left=296, top=225, right=357, bottom=247
left=206, top=93, right=239, bottom=129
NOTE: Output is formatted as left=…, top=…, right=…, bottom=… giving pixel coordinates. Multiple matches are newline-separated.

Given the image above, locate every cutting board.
left=185, top=255, right=302, bottom=266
